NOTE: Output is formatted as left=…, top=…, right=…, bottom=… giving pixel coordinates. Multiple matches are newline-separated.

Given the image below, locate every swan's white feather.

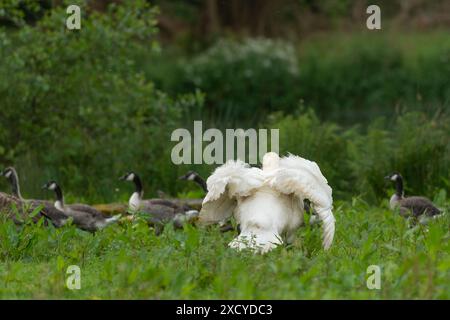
left=266, top=154, right=335, bottom=250
left=199, top=160, right=264, bottom=225
left=203, top=160, right=264, bottom=203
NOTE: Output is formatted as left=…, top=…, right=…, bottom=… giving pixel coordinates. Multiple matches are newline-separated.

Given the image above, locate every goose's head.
left=119, top=172, right=137, bottom=182
left=179, top=171, right=198, bottom=181
left=262, top=152, right=280, bottom=172
left=42, top=181, right=59, bottom=191
left=1, top=167, right=16, bottom=180
left=384, top=172, right=402, bottom=182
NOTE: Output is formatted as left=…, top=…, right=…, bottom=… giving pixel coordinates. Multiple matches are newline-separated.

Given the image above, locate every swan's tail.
left=316, top=207, right=335, bottom=250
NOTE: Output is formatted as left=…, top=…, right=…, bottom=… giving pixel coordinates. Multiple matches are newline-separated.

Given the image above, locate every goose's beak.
left=178, top=174, right=187, bottom=180
left=119, top=175, right=127, bottom=181
left=41, top=184, right=48, bottom=190
left=384, top=175, right=391, bottom=180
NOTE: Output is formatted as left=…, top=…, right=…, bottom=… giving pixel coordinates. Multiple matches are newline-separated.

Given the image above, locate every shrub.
left=0, top=1, right=203, bottom=201
left=349, top=111, right=450, bottom=202
left=179, top=38, right=301, bottom=124
left=269, top=109, right=450, bottom=202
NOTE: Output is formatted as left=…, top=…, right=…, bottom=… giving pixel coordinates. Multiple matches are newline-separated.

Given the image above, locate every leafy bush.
left=349, top=112, right=450, bottom=202
left=269, top=109, right=450, bottom=202
left=267, top=109, right=355, bottom=200
left=297, top=34, right=450, bottom=123
left=166, top=34, right=449, bottom=125
left=179, top=38, right=301, bottom=124
left=0, top=1, right=204, bottom=201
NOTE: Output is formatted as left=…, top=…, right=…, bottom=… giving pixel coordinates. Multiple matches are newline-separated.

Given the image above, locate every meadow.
left=0, top=197, right=448, bottom=299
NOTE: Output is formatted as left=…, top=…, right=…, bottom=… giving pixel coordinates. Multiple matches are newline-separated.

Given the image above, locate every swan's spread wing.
left=199, top=160, right=264, bottom=225
left=266, top=154, right=335, bottom=250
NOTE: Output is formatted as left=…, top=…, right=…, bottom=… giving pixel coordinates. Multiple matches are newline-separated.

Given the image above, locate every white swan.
left=199, top=152, right=335, bottom=253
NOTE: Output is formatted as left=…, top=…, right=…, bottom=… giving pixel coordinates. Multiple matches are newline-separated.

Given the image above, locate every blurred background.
left=0, top=0, right=448, bottom=204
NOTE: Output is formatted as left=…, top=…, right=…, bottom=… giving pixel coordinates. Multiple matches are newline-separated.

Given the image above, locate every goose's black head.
left=384, top=172, right=402, bottom=182
left=42, top=181, right=60, bottom=191
left=119, top=172, right=137, bottom=182
left=119, top=171, right=143, bottom=193
left=1, top=167, right=16, bottom=180
left=179, top=171, right=198, bottom=181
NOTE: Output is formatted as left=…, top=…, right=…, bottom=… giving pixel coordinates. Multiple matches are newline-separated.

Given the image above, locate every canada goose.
left=119, top=172, right=198, bottom=231
left=199, top=152, right=335, bottom=253
left=1, top=167, right=67, bottom=227
left=0, top=191, right=25, bottom=224
left=42, top=181, right=120, bottom=232
left=1, top=167, right=23, bottom=199
left=385, top=172, right=442, bottom=219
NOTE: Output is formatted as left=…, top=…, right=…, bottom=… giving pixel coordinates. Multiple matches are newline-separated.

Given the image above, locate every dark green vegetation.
left=0, top=1, right=448, bottom=203
left=0, top=1, right=449, bottom=299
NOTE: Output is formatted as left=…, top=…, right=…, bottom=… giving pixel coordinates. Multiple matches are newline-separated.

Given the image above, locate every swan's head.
left=384, top=172, right=402, bottom=182
left=262, top=152, right=280, bottom=171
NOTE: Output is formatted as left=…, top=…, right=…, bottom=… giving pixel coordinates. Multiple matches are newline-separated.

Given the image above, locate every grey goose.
left=385, top=172, right=442, bottom=219
left=42, top=181, right=120, bottom=232
left=120, top=172, right=198, bottom=232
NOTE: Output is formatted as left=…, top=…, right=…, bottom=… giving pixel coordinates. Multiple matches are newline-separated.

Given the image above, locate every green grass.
left=0, top=198, right=448, bottom=299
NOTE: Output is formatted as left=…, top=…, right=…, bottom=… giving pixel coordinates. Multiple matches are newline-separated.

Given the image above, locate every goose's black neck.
left=194, top=175, right=208, bottom=193
left=53, top=185, right=64, bottom=206
left=133, top=175, right=143, bottom=195
left=9, top=170, right=22, bottom=199
left=395, top=176, right=404, bottom=197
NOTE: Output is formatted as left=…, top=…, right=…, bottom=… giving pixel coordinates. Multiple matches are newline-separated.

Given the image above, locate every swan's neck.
left=53, top=185, right=65, bottom=210
left=194, top=175, right=208, bottom=193
left=262, top=152, right=280, bottom=172
left=9, top=170, right=22, bottom=199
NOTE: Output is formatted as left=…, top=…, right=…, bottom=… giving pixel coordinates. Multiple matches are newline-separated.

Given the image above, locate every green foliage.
left=296, top=33, right=450, bottom=123
left=0, top=198, right=448, bottom=299
left=0, top=1, right=204, bottom=201
left=163, top=34, right=450, bottom=124
left=270, top=109, right=450, bottom=202
left=0, top=0, right=45, bottom=27
left=349, top=112, right=450, bottom=202
left=178, top=38, right=301, bottom=124
left=268, top=110, right=354, bottom=200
